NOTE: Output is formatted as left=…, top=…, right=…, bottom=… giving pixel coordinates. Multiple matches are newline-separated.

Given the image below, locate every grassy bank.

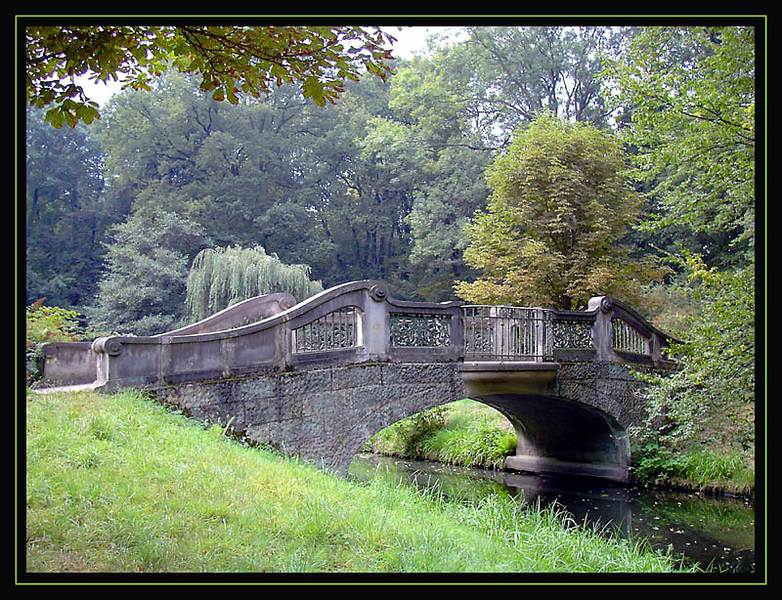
left=367, top=399, right=516, bottom=469
left=631, top=444, right=755, bottom=497
left=25, top=390, right=681, bottom=573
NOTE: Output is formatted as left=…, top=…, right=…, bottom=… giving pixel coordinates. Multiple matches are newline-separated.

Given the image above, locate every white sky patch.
left=383, top=26, right=468, bottom=59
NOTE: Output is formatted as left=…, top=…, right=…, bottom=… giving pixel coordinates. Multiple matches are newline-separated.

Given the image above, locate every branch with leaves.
left=26, top=25, right=396, bottom=127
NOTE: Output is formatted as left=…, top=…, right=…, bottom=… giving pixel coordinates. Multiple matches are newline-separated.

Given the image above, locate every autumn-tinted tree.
left=456, top=113, right=663, bottom=310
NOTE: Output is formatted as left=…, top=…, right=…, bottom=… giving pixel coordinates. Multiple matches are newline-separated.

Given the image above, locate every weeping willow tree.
left=185, top=246, right=323, bottom=321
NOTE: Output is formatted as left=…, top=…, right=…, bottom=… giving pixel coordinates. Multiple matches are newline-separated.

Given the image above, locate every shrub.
left=633, top=442, right=754, bottom=494
left=634, top=261, right=755, bottom=459
left=26, top=303, right=80, bottom=385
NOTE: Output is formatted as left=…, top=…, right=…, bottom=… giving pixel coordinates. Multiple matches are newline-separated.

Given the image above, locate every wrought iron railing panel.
left=389, top=313, right=452, bottom=347
left=292, top=306, right=363, bottom=353
left=612, top=318, right=650, bottom=355
left=463, top=305, right=554, bottom=361
left=552, top=319, right=594, bottom=349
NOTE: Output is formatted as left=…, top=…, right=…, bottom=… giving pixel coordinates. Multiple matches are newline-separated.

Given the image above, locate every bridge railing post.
left=588, top=300, right=615, bottom=363
left=364, top=285, right=391, bottom=361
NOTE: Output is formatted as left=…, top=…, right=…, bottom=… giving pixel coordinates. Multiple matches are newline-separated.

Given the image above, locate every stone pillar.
left=363, top=285, right=390, bottom=360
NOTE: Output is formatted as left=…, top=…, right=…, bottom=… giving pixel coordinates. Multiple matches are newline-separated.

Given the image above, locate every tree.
left=456, top=113, right=663, bottom=310
left=603, top=26, right=755, bottom=265
left=26, top=106, right=112, bottom=308
left=348, top=52, right=492, bottom=300
left=185, top=245, right=323, bottom=322
left=463, top=26, right=629, bottom=142
left=606, top=27, right=757, bottom=460
left=26, top=25, right=396, bottom=127
left=94, top=71, right=423, bottom=296
left=90, top=204, right=209, bottom=335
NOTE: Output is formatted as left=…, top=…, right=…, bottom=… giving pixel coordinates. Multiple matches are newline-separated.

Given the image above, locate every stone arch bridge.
left=40, top=281, right=676, bottom=482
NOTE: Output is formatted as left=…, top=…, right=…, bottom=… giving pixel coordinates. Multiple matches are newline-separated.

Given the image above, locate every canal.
left=349, top=454, right=755, bottom=573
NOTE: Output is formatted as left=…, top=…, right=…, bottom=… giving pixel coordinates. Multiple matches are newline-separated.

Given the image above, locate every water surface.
left=349, top=454, right=755, bottom=573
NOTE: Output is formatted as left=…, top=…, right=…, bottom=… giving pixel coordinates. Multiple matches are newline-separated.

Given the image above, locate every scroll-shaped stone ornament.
left=600, top=297, right=613, bottom=313
left=92, top=336, right=123, bottom=356
left=369, top=284, right=387, bottom=302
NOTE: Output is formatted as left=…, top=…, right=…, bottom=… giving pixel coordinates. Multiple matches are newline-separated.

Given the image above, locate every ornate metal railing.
left=462, top=306, right=554, bottom=361
left=552, top=318, right=594, bottom=349
left=389, top=313, right=452, bottom=348
left=292, top=306, right=363, bottom=353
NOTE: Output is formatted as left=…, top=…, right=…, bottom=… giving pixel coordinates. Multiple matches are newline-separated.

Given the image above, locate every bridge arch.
left=340, top=388, right=629, bottom=483
left=474, top=394, right=629, bottom=481
left=155, top=362, right=630, bottom=481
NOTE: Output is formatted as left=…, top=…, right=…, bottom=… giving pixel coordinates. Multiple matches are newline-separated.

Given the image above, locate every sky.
left=76, top=26, right=468, bottom=107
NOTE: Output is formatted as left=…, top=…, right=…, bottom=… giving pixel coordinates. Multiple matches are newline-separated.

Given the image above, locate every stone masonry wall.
left=557, top=361, right=662, bottom=429
left=154, top=362, right=466, bottom=474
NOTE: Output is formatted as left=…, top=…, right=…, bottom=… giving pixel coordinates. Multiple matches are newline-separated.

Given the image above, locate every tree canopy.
left=26, top=106, right=111, bottom=307
left=604, top=26, right=755, bottom=264
left=89, top=206, right=209, bottom=335
left=464, top=26, right=626, bottom=135
left=26, top=25, right=396, bottom=127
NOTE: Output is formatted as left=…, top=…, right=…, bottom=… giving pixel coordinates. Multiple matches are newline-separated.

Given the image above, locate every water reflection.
left=348, top=454, right=755, bottom=573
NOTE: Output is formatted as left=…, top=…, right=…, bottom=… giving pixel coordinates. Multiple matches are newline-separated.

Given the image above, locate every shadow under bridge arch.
left=474, top=394, right=630, bottom=482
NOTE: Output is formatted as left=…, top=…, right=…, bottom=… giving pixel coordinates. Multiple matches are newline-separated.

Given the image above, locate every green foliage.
left=26, top=26, right=395, bottom=127
left=26, top=389, right=679, bottom=572
left=606, top=27, right=756, bottom=488
left=185, top=245, right=323, bottom=321
left=90, top=206, right=209, bottom=335
left=25, top=303, right=80, bottom=385
left=26, top=107, right=112, bottom=308
left=95, top=72, right=421, bottom=295
left=85, top=29, right=642, bottom=304
left=369, top=400, right=516, bottom=470
left=634, top=263, right=755, bottom=455
left=370, top=407, right=447, bottom=458
left=422, top=421, right=517, bottom=470
left=633, top=443, right=688, bottom=485
left=604, top=26, right=755, bottom=264
left=456, top=112, right=665, bottom=309
left=634, top=443, right=754, bottom=495
left=638, top=276, right=700, bottom=340
left=464, top=26, right=628, bottom=134
left=375, top=54, right=492, bottom=299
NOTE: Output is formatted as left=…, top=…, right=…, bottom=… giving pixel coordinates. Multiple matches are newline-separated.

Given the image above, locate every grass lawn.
left=25, top=390, right=682, bottom=573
